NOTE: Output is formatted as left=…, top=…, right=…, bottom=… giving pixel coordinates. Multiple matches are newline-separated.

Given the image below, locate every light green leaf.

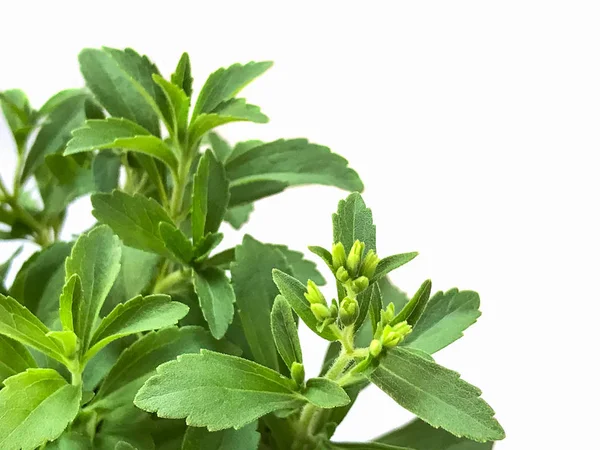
left=193, top=268, right=235, bottom=339
left=79, top=48, right=163, bottom=135
left=152, top=74, right=190, bottom=137
left=376, top=418, right=493, bottom=450
left=85, top=294, right=189, bottom=363
left=391, top=279, right=432, bottom=327
left=91, top=191, right=177, bottom=258
left=402, top=289, right=481, bottom=355
left=171, top=52, right=193, bottom=97
left=224, top=203, right=254, bottom=229
left=193, top=61, right=272, bottom=115
left=271, top=269, right=337, bottom=341
left=273, top=245, right=326, bottom=285
left=0, top=335, right=37, bottom=384
left=230, top=236, right=292, bottom=371
left=367, top=347, right=505, bottom=442
left=159, top=222, right=193, bottom=264
left=115, top=442, right=136, bottom=450
left=303, top=377, right=350, bottom=408
left=192, top=149, right=230, bottom=242
left=91, top=326, right=238, bottom=411
left=333, top=193, right=376, bottom=253
left=65, top=225, right=122, bottom=351
left=22, top=93, right=89, bottom=180
left=0, top=294, right=65, bottom=363
left=0, top=89, right=32, bottom=151
left=182, top=422, right=260, bottom=450
left=65, top=118, right=178, bottom=172
left=104, top=246, right=161, bottom=314
left=45, top=431, right=92, bottom=450
left=226, top=139, right=364, bottom=195
left=207, top=132, right=232, bottom=163
left=59, top=274, right=82, bottom=332
left=189, top=99, right=267, bottom=148
left=373, top=253, right=419, bottom=281
left=0, top=369, right=81, bottom=450
left=135, top=350, right=335, bottom=431
left=271, top=295, right=302, bottom=370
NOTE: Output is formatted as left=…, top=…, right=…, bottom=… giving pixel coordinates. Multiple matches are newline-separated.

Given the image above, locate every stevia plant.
left=0, top=47, right=505, bottom=450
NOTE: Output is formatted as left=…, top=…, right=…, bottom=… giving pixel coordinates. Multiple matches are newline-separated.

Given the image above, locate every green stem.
left=153, top=269, right=190, bottom=293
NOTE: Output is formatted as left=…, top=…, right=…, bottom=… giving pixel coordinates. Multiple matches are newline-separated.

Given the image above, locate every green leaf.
left=367, top=347, right=504, bottom=442
left=0, top=247, right=22, bottom=293
left=65, top=118, right=178, bottom=172
left=377, top=418, right=493, bottom=450
left=91, top=326, right=238, bottom=411
left=226, top=139, right=364, bottom=196
left=230, top=236, right=292, bottom=371
left=193, top=268, right=235, bottom=339
left=391, top=279, right=432, bottom=327
left=92, top=151, right=121, bottom=193
left=46, top=431, right=92, bottom=450
left=182, top=422, right=260, bottom=450
left=159, top=222, right=193, bottom=264
left=135, top=350, right=338, bottom=431
left=224, top=203, right=254, bottom=229
left=228, top=139, right=265, bottom=161
left=273, top=245, right=326, bottom=285
left=271, top=295, right=302, bottom=370
left=272, top=269, right=337, bottom=341
left=402, top=289, right=481, bottom=355
left=171, top=52, right=193, bottom=97
left=333, top=193, right=376, bottom=253
left=0, top=89, right=33, bottom=150
left=188, top=99, right=268, bottom=148
left=38, top=89, right=87, bottom=117
left=192, top=149, right=230, bottom=242
left=65, top=225, right=122, bottom=351
left=331, top=443, right=413, bottom=450
left=0, top=335, right=37, bottom=384
left=207, top=132, right=232, bottom=163
left=85, top=294, right=189, bottom=362
left=303, top=377, right=350, bottom=408
left=308, top=245, right=334, bottom=272
left=92, top=191, right=177, bottom=258
left=59, top=274, right=82, bottom=332
left=193, top=61, right=272, bottom=115
left=152, top=74, right=190, bottom=137
left=0, top=294, right=65, bottom=363
left=0, top=369, right=82, bottom=450
left=193, top=232, right=224, bottom=262
left=373, top=253, right=419, bottom=282
left=115, top=442, right=136, bottom=450
left=22, top=93, right=89, bottom=180
left=229, top=180, right=288, bottom=206
left=79, top=48, right=163, bottom=135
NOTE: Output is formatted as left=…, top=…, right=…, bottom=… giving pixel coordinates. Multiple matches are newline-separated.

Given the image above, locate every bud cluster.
left=305, top=280, right=338, bottom=325
left=368, top=302, right=413, bottom=358
left=332, top=240, right=380, bottom=295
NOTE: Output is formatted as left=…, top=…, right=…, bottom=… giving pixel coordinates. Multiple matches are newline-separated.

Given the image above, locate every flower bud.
left=381, top=302, right=395, bottom=324
left=310, top=303, right=331, bottom=322
left=304, top=280, right=326, bottom=305
left=332, top=242, right=346, bottom=270
left=352, top=276, right=369, bottom=293
left=291, top=362, right=305, bottom=386
left=346, top=240, right=365, bottom=276
left=339, top=297, right=358, bottom=326
left=329, top=300, right=339, bottom=318
left=369, top=339, right=383, bottom=357
left=336, top=266, right=350, bottom=283
left=392, top=321, right=413, bottom=339
left=360, top=249, right=380, bottom=279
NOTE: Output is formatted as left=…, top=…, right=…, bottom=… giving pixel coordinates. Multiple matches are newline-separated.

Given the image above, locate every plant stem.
left=153, top=269, right=190, bottom=293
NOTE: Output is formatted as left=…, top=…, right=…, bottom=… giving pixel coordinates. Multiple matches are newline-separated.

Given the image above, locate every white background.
left=1, top=2, right=599, bottom=448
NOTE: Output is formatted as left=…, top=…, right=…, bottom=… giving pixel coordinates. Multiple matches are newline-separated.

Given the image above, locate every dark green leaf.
left=182, top=422, right=260, bottom=450
left=0, top=335, right=37, bottom=384
left=230, top=236, right=292, bottom=371
left=85, top=294, right=189, bottom=362
left=229, top=180, right=287, bottom=206
left=402, top=289, right=481, bottom=355
left=91, top=326, right=238, bottom=411
left=193, top=268, right=235, bottom=339
left=273, top=245, right=325, bottom=285
left=377, top=418, right=493, bottom=450
left=331, top=443, right=413, bottom=450
left=79, top=48, right=163, bottom=135
left=38, top=89, right=86, bottom=117
left=272, top=269, right=337, bottom=341
left=92, top=191, right=177, bottom=258
left=271, top=295, right=302, bottom=370
left=65, top=225, right=122, bottom=351
left=372, top=253, right=419, bottom=282
left=391, top=279, right=432, bottom=327
left=367, top=347, right=505, bottom=442
left=65, top=118, right=178, bottom=172
left=159, top=222, right=193, bottom=264
left=0, top=247, right=22, bottom=293
left=224, top=203, right=254, bottom=229
left=92, top=151, right=121, bottom=193
left=152, top=74, right=190, bottom=137
left=193, top=61, right=272, bottom=115
left=226, top=139, right=363, bottom=197
left=0, top=89, right=32, bottom=150
left=0, top=369, right=81, bottom=450
left=171, top=52, right=193, bottom=97
left=207, top=132, right=232, bottom=163
left=308, top=246, right=334, bottom=272
left=333, top=193, right=375, bottom=253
